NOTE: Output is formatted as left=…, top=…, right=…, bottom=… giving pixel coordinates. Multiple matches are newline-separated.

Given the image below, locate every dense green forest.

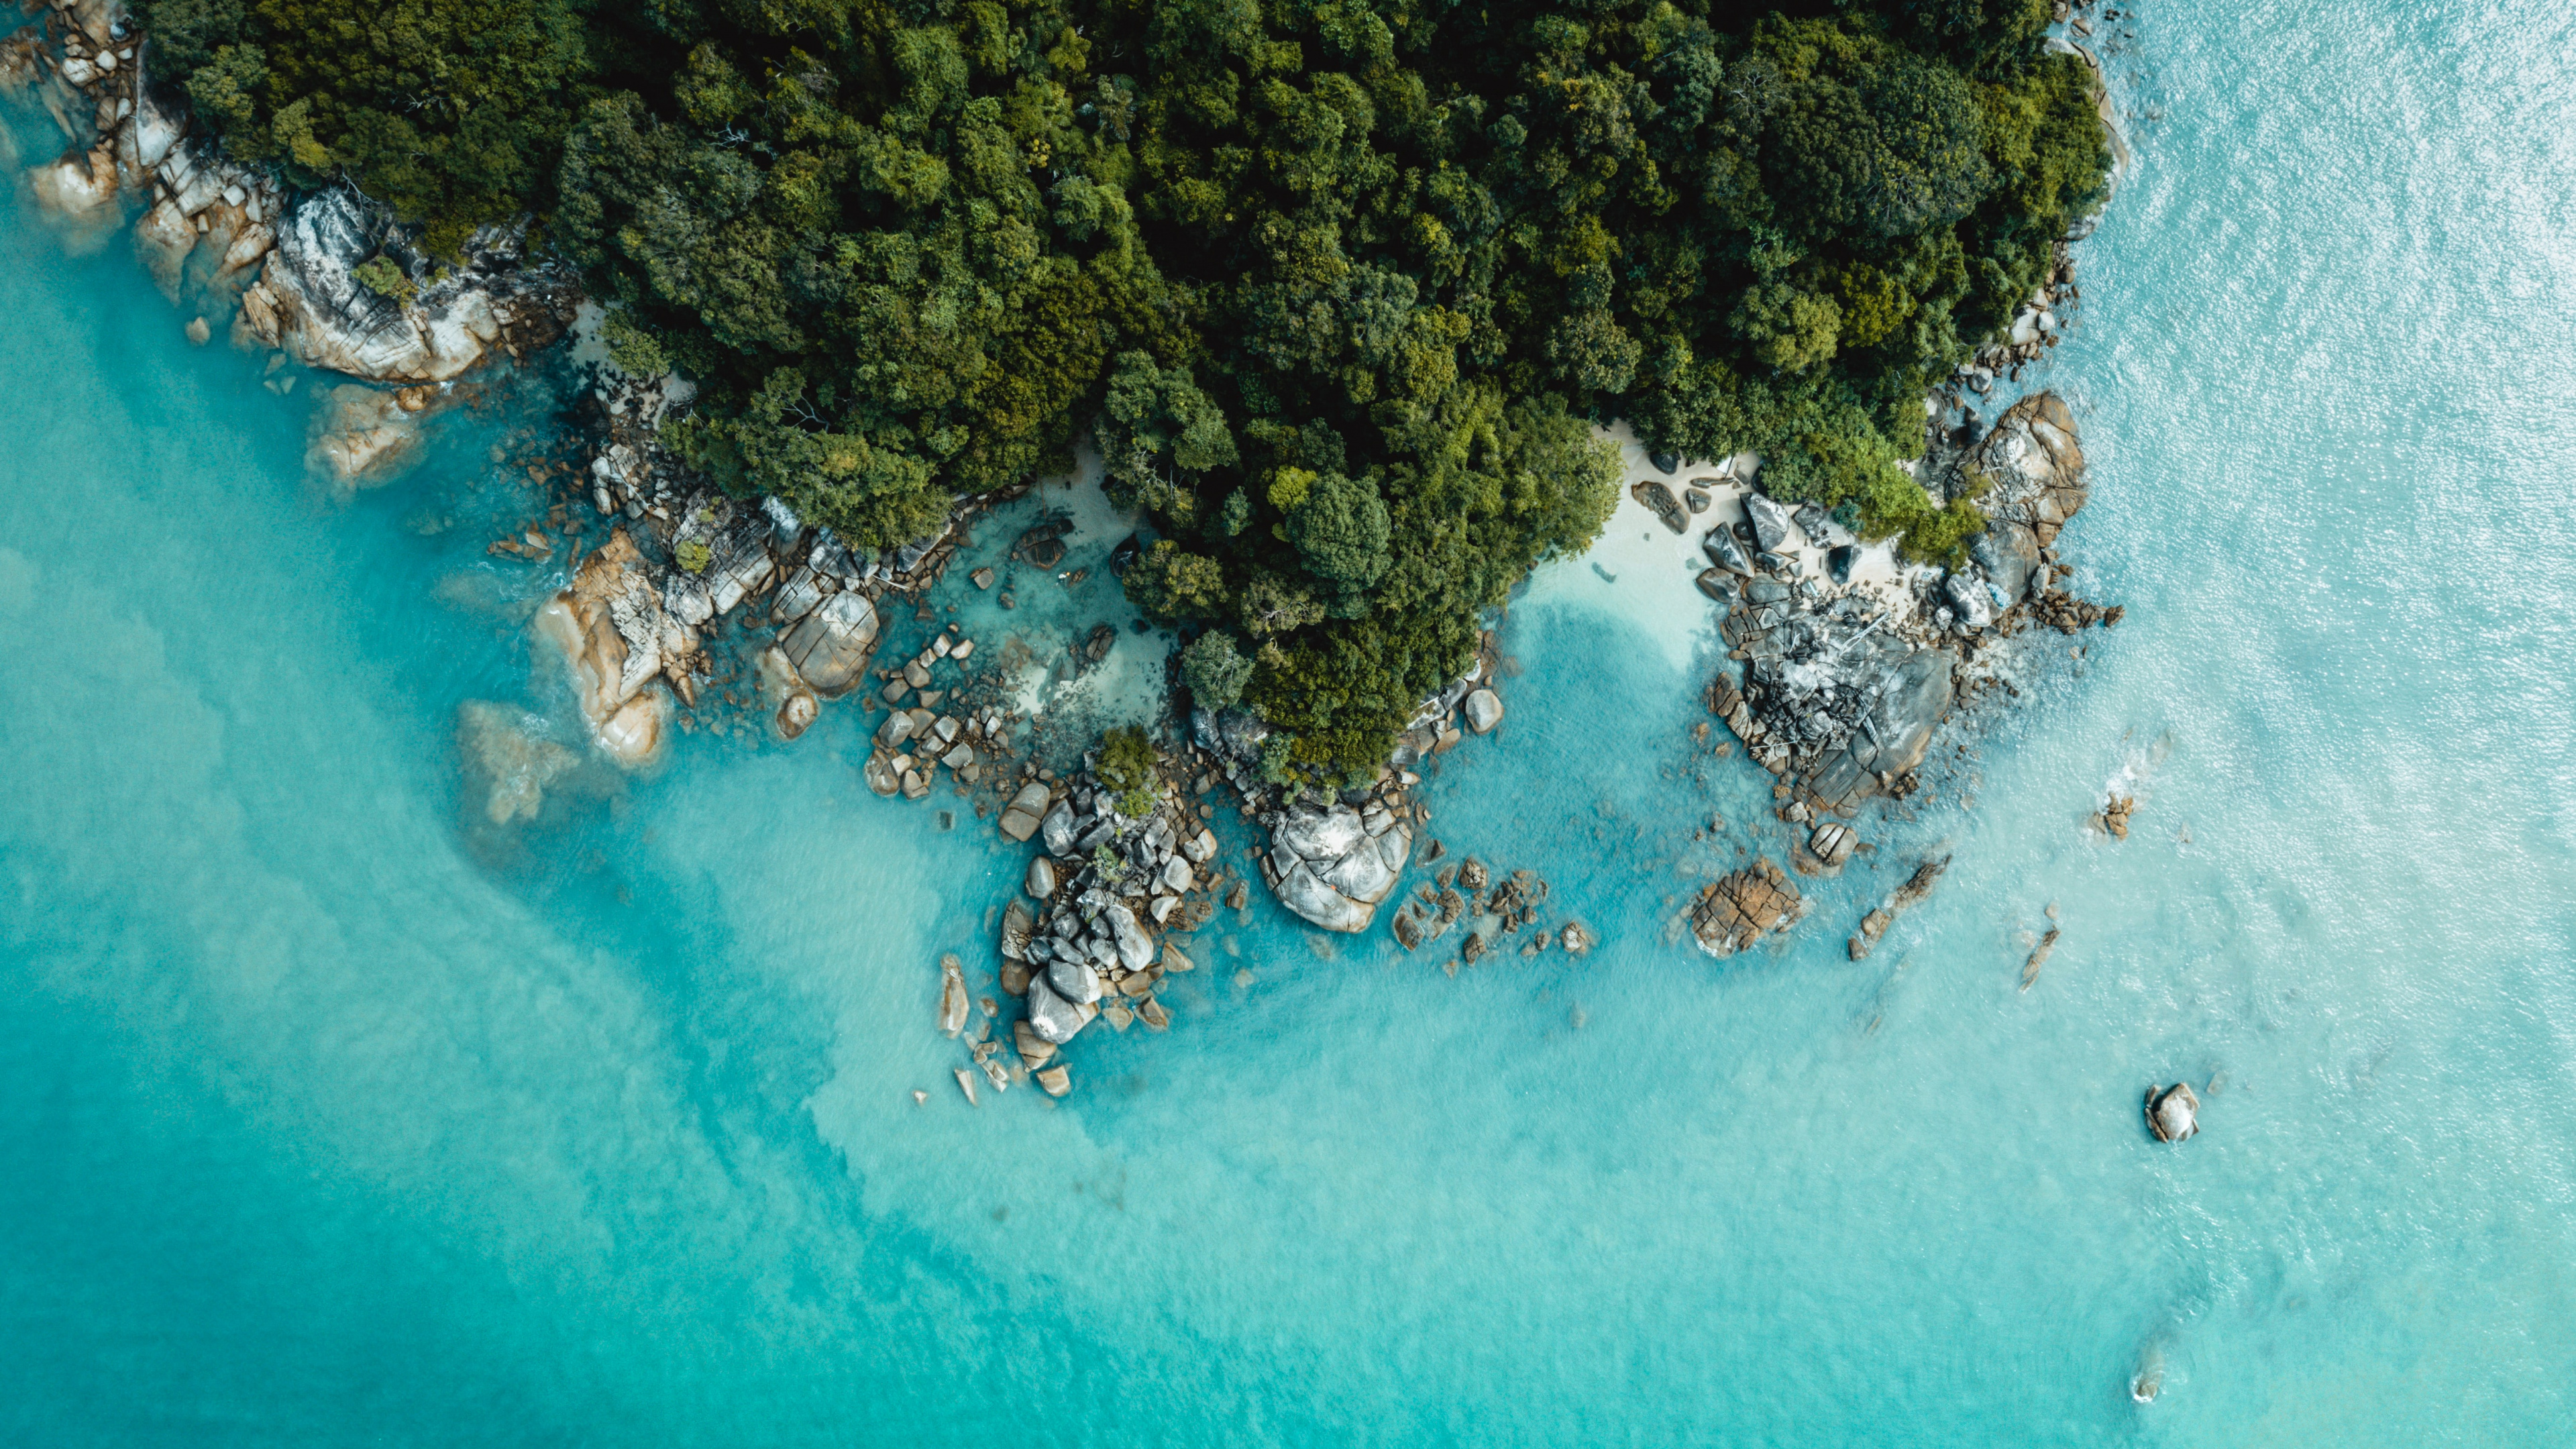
left=144, top=0, right=2106, bottom=779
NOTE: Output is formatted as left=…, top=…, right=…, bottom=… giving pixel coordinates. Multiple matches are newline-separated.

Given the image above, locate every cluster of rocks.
left=1699, top=392, right=2120, bottom=824
left=6, top=5, right=581, bottom=494
left=865, top=629, right=1010, bottom=798
left=1847, top=856, right=1949, bottom=961
left=1688, top=858, right=1808, bottom=957
left=1185, top=706, right=1425, bottom=932
left=1388, top=849, right=1587, bottom=974
left=983, top=764, right=1226, bottom=1095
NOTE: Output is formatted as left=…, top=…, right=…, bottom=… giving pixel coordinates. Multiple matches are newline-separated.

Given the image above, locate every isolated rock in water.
left=306, top=383, right=423, bottom=488
left=534, top=528, right=693, bottom=767
left=1631, top=480, right=1689, bottom=534
left=777, top=590, right=879, bottom=698
left=455, top=700, right=577, bottom=825
left=1743, top=493, right=1797, bottom=553
left=2145, top=1083, right=2200, bottom=1142
left=1690, top=857, right=1805, bottom=956
left=1464, top=688, right=1505, bottom=734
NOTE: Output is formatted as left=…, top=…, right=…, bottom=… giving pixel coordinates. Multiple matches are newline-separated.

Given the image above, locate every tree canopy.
left=147, top=0, right=2106, bottom=780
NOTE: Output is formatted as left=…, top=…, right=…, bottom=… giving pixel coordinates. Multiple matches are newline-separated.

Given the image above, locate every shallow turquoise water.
left=5, top=1, right=2576, bottom=1443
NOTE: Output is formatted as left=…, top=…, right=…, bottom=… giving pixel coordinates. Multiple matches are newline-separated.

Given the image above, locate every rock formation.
left=534, top=529, right=694, bottom=767
left=2145, top=1082, right=2200, bottom=1142
left=455, top=700, right=579, bottom=824
left=1688, top=858, right=1806, bottom=957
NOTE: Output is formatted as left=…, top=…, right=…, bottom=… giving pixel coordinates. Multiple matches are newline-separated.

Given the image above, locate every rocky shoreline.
left=7, top=1, right=2137, bottom=1100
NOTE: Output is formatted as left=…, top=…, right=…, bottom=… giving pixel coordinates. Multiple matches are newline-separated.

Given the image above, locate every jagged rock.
left=1792, top=502, right=1833, bottom=545
left=1000, top=899, right=1034, bottom=963
left=1631, top=480, right=1689, bottom=533
left=1181, top=826, right=1217, bottom=864
left=1704, top=527, right=1756, bottom=577
left=2145, top=1083, right=2200, bottom=1142
left=1038, top=797, right=1078, bottom=853
left=1847, top=857, right=1949, bottom=959
left=1689, top=858, right=1805, bottom=956
left=1943, top=571, right=1997, bottom=630
left=1464, top=688, right=1504, bottom=734
left=1560, top=922, right=1593, bottom=956
left=1743, top=493, right=1797, bottom=552
left=778, top=591, right=879, bottom=698
left=455, top=700, right=578, bottom=825
left=240, top=190, right=576, bottom=384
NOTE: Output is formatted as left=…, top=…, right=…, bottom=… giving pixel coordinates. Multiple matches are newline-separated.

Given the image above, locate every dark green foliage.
left=1095, top=724, right=1163, bottom=816
left=146, top=0, right=2104, bottom=777
left=1179, top=631, right=1253, bottom=710
left=148, top=0, right=593, bottom=253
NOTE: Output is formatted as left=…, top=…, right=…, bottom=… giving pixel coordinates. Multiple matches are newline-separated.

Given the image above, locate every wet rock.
left=1026, top=856, right=1058, bottom=899
left=1560, top=922, right=1593, bottom=957
left=533, top=528, right=691, bottom=768
left=997, top=782, right=1053, bottom=843
left=1036, top=1065, right=1071, bottom=1097
left=1139, top=998, right=1171, bottom=1031
left=2145, top=1082, right=2200, bottom=1142
left=2021, top=927, right=2061, bottom=990
left=1000, top=899, right=1035, bottom=963
left=954, top=1068, right=979, bottom=1106
left=305, top=383, right=424, bottom=488
left=1689, top=858, right=1805, bottom=956
left=1013, top=1020, right=1055, bottom=1069
left=1847, top=857, right=1949, bottom=960
left=939, top=953, right=970, bottom=1036
left=1025, top=975, right=1095, bottom=1045
left=779, top=592, right=880, bottom=698
left=1797, top=820, right=1858, bottom=875
left=1046, top=956, right=1104, bottom=1008
left=1463, top=688, right=1504, bottom=735
left=775, top=689, right=818, bottom=741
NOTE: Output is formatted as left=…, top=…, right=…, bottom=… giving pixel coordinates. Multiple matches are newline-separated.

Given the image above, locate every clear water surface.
left=3, top=1, right=2573, bottom=1443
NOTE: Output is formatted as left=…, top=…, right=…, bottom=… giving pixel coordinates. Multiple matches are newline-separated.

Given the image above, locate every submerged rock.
left=455, top=700, right=578, bottom=825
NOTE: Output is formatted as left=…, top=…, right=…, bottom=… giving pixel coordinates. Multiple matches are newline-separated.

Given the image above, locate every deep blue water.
left=5, top=2, right=2575, bottom=1444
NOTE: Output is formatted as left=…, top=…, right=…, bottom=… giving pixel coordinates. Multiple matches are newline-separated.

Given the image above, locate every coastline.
left=0, top=0, right=2132, bottom=1093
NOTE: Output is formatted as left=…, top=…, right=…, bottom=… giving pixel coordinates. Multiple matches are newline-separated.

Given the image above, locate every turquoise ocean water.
left=5, top=1, right=2575, bottom=1442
